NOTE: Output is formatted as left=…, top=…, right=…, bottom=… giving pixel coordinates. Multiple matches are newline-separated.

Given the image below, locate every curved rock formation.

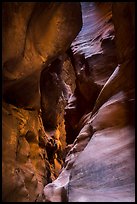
left=2, top=2, right=82, bottom=202
left=2, top=2, right=135, bottom=202
left=3, top=2, right=82, bottom=109
left=43, top=2, right=135, bottom=202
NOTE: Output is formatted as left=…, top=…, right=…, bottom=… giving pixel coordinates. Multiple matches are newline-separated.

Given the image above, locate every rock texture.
left=3, top=2, right=82, bottom=109
left=2, top=2, right=135, bottom=202
left=2, top=102, right=49, bottom=202
left=72, top=2, right=118, bottom=87
left=43, top=2, right=135, bottom=202
left=2, top=2, right=82, bottom=202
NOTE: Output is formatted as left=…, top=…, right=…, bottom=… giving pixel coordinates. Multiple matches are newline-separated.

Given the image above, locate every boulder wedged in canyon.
left=43, top=2, right=135, bottom=202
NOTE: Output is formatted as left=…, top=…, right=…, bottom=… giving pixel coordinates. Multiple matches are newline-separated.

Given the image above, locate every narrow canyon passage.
left=2, top=2, right=135, bottom=202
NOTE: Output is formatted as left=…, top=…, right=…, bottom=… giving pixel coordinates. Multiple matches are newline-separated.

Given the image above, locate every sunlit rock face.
left=2, top=2, right=135, bottom=202
left=2, top=2, right=82, bottom=202
left=2, top=2, right=82, bottom=109
left=2, top=102, right=51, bottom=202
left=43, top=2, right=135, bottom=202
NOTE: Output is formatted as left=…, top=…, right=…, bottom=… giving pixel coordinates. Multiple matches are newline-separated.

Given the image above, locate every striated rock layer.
left=43, top=2, right=135, bottom=202
left=2, top=2, right=135, bottom=202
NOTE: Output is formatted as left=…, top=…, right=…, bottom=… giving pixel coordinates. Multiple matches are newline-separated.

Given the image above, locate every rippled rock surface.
left=43, top=2, right=135, bottom=202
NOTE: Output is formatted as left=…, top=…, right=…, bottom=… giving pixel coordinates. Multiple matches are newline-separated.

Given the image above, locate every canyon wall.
left=2, top=2, right=135, bottom=202
left=43, top=2, right=135, bottom=202
left=2, top=2, right=82, bottom=202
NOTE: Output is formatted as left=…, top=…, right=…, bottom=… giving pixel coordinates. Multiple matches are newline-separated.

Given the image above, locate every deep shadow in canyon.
left=2, top=2, right=135, bottom=202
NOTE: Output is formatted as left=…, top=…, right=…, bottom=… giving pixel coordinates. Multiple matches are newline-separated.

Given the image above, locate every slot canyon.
left=2, top=2, right=135, bottom=202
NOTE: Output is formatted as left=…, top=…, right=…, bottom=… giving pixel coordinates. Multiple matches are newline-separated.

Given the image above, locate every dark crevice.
left=40, top=58, right=63, bottom=131
left=64, top=50, right=101, bottom=144
left=40, top=50, right=100, bottom=146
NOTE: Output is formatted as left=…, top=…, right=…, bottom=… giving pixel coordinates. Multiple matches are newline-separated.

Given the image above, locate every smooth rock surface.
left=43, top=2, right=135, bottom=202
left=2, top=2, right=135, bottom=202
left=3, top=2, right=82, bottom=109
